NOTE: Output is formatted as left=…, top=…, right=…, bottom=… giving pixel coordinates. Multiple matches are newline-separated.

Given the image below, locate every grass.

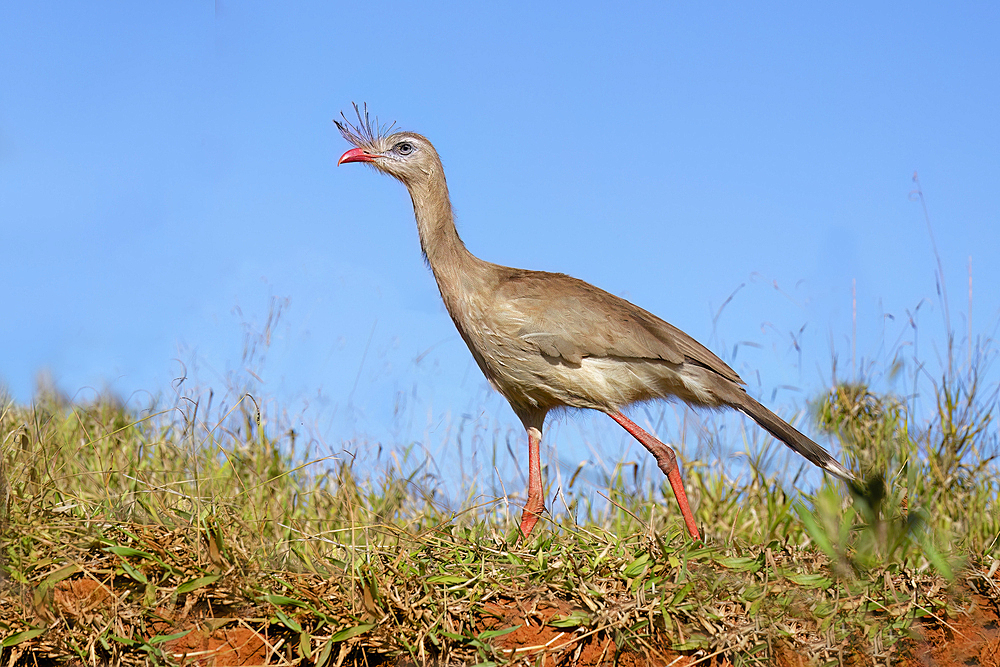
left=1, top=328, right=998, bottom=665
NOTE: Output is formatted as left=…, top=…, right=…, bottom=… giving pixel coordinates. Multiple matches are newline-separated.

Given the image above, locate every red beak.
left=338, top=147, right=376, bottom=165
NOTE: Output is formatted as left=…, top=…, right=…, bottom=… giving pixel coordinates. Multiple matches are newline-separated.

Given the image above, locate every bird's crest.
left=335, top=102, right=397, bottom=149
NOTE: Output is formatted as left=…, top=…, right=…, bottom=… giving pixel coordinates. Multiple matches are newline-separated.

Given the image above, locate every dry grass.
left=1, top=338, right=998, bottom=667
left=2, top=273, right=999, bottom=665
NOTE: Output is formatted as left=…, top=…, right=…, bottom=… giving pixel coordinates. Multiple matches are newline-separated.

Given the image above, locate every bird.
left=334, top=105, right=854, bottom=541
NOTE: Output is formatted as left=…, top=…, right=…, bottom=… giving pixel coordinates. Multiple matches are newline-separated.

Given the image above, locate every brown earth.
left=900, top=589, right=1000, bottom=667
left=42, top=578, right=273, bottom=666
left=26, top=575, right=1000, bottom=666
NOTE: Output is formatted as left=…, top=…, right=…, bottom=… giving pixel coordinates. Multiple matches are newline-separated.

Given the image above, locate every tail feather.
left=734, top=394, right=855, bottom=482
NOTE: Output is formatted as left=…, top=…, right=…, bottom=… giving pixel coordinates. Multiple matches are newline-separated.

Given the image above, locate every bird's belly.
left=481, top=353, right=716, bottom=413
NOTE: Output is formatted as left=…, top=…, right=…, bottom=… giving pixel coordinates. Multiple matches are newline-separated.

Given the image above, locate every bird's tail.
left=734, top=393, right=855, bottom=482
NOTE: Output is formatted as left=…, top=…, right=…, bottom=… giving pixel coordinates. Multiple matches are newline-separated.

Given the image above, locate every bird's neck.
left=407, top=170, right=485, bottom=295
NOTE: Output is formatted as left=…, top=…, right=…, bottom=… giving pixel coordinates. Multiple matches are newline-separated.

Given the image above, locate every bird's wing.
left=496, top=269, right=743, bottom=385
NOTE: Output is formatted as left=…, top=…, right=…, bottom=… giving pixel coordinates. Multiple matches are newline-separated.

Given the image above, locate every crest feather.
left=334, top=102, right=397, bottom=149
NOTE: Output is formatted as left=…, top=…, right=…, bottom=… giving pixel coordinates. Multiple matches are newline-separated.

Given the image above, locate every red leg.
left=608, top=412, right=702, bottom=541
left=519, top=426, right=545, bottom=538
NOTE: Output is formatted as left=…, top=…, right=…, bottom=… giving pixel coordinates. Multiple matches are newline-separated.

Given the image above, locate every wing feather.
left=496, top=269, right=743, bottom=385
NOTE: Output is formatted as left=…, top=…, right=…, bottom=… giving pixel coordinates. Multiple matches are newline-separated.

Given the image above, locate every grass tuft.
left=1, top=334, right=998, bottom=664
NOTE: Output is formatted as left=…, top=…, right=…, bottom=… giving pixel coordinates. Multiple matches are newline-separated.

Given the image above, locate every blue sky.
left=2, top=3, right=998, bottom=490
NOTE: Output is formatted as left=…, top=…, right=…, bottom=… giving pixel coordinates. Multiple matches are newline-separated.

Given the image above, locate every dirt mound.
left=902, top=591, right=1000, bottom=667
left=12, top=574, right=999, bottom=666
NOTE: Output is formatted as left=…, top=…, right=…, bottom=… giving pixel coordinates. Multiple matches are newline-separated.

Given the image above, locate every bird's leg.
left=519, top=426, right=545, bottom=539
left=608, top=412, right=702, bottom=541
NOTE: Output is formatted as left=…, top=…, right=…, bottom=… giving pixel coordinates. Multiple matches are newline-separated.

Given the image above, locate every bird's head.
left=335, top=103, right=439, bottom=187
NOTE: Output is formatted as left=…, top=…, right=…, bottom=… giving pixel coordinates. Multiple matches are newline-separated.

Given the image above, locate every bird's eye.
left=397, top=142, right=414, bottom=155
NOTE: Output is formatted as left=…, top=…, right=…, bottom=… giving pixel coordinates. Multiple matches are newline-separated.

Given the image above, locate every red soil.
left=28, top=575, right=1000, bottom=666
